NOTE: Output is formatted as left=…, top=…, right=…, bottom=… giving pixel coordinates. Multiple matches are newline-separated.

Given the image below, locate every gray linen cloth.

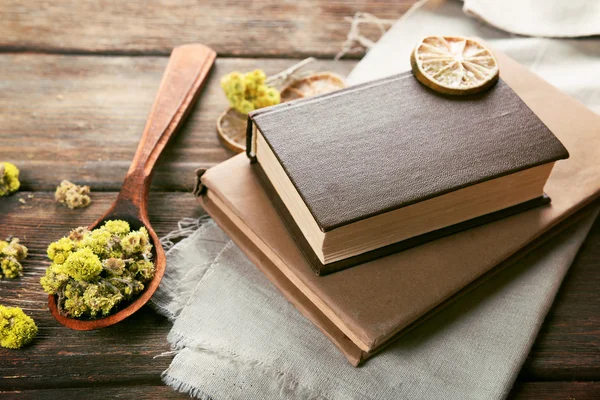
left=151, top=1, right=600, bottom=398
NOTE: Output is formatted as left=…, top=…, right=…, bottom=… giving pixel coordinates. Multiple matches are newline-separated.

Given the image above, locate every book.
left=195, top=50, right=600, bottom=366
left=245, top=73, right=569, bottom=275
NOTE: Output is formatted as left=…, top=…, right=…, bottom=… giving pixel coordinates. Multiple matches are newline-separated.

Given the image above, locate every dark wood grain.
left=509, top=382, right=600, bottom=400
left=1, top=1, right=599, bottom=395
left=0, top=192, right=203, bottom=391
left=0, top=192, right=599, bottom=393
left=0, top=0, right=412, bottom=58
left=0, top=386, right=188, bottom=399
left=0, top=54, right=356, bottom=191
left=2, top=382, right=600, bottom=400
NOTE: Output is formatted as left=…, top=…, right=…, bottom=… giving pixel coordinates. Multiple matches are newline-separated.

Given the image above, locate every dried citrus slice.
left=280, top=72, right=345, bottom=102
left=217, top=108, right=248, bottom=153
left=217, top=73, right=346, bottom=153
left=411, top=36, right=499, bottom=95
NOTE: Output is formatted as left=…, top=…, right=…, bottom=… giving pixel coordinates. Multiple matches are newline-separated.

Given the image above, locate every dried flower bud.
left=63, top=282, right=88, bottom=318
left=121, top=227, right=151, bottom=256
left=55, top=180, right=91, bottom=209
left=103, top=220, right=130, bottom=236
left=63, top=248, right=102, bottom=281
left=83, top=283, right=124, bottom=318
left=79, top=229, right=113, bottom=258
left=68, top=226, right=90, bottom=242
left=0, top=238, right=28, bottom=279
left=47, top=237, right=74, bottom=264
left=0, top=305, right=37, bottom=349
left=1, top=258, right=23, bottom=279
left=221, top=69, right=281, bottom=115
left=103, top=257, right=126, bottom=277
left=40, top=263, right=69, bottom=294
left=1, top=238, right=27, bottom=261
left=0, top=162, right=20, bottom=197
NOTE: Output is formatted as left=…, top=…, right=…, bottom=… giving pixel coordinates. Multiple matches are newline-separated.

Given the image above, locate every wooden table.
left=0, top=1, right=598, bottom=398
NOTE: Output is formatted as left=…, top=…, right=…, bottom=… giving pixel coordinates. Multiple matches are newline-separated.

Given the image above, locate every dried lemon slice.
left=411, top=36, right=499, bottom=95
left=218, top=73, right=346, bottom=153
left=280, top=72, right=345, bottom=102
left=216, top=108, right=248, bottom=153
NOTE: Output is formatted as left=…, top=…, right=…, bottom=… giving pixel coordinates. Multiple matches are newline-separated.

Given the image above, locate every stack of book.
left=196, top=49, right=599, bottom=366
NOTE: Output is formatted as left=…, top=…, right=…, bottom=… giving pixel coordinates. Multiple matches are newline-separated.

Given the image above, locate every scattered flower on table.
left=0, top=162, right=20, bottom=197
left=0, top=237, right=28, bottom=279
left=0, top=305, right=38, bottom=349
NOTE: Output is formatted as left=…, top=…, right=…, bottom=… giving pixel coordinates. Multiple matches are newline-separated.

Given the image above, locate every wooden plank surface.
left=0, top=192, right=599, bottom=392
left=0, top=0, right=411, bottom=57
left=0, top=54, right=356, bottom=191
left=0, top=193, right=203, bottom=391
left=509, top=382, right=600, bottom=400
left=3, top=381, right=599, bottom=400
left=1, top=0, right=599, bottom=397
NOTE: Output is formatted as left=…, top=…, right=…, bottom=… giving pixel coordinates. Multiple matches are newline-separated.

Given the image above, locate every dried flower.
left=41, top=220, right=154, bottom=319
left=47, top=237, right=74, bottom=264
left=0, top=238, right=28, bottom=279
left=0, top=162, right=20, bottom=197
left=121, top=227, right=151, bottom=256
left=55, top=180, right=91, bottom=209
left=0, top=305, right=37, bottom=349
left=62, top=248, right=103, bottom=281
left=221, top=69, right=280, bottom=115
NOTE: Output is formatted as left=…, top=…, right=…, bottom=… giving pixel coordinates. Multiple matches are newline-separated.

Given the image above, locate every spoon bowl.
left=48, top=43, right=216, bottom=330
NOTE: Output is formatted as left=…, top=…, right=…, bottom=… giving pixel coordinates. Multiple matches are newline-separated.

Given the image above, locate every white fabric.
left=463, top=0, right=600, bottom=38
left=349, top=0, right=600, bottom=114
left=152, top=1, right=600, bottom=398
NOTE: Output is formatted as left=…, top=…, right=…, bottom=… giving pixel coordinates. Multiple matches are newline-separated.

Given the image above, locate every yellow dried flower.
left=221, top=69, right=280, bottom=115
left=121, top=227, right=151, bottom=256
left=79, top=229, right=114, bottom=257
left=63, top=248, right=103, bottom=281
left=47, top=237, right=74, bottom=264
left=237, top=99, right=255, bottom=114
left=83, top=284, right=123, bottom=318
left=0, top=238, right=28, bottom=279
left=103, top=220, right=130, bottom=236
left=250, top=69, right=267, bottom=85
left=0, top=305, right=37, bottom=349
left=40, top=263, right=69, bottom=294
left=1, top=258, right=23, bottom=279
left=0, top=162, right=20, bottom=196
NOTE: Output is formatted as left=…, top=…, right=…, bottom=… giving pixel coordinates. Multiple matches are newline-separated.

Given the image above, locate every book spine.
left=246, top=116, right=258, bottom=163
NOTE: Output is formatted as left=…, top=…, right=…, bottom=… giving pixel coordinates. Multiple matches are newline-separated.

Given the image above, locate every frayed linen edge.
left=167, top=330, right=329, bottom=400
left=157, top=218, right=329, bottom=399
left=162, top=372, right=215, bottom=400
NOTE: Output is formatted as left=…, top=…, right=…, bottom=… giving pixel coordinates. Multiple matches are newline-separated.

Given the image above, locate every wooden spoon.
left=48, top=43, right=216, bottom=330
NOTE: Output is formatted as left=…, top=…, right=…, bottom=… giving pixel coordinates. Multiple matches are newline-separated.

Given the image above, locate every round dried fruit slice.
left=217, top=108, right=248, bottom=153
left=280, top=72, right=345, bottom=102
left=411, top=36, right=499, bottom=95
left=217, top=73, right=347, bottom=153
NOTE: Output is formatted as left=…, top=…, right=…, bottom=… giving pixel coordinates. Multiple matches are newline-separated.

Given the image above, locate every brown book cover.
left=246, top=72, right=568, bottom=274
left=196, top=50, right=600, bottom=366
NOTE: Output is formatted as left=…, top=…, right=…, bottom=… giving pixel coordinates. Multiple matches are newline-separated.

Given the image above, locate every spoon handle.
left=120, top=43, right=216, bottom=209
